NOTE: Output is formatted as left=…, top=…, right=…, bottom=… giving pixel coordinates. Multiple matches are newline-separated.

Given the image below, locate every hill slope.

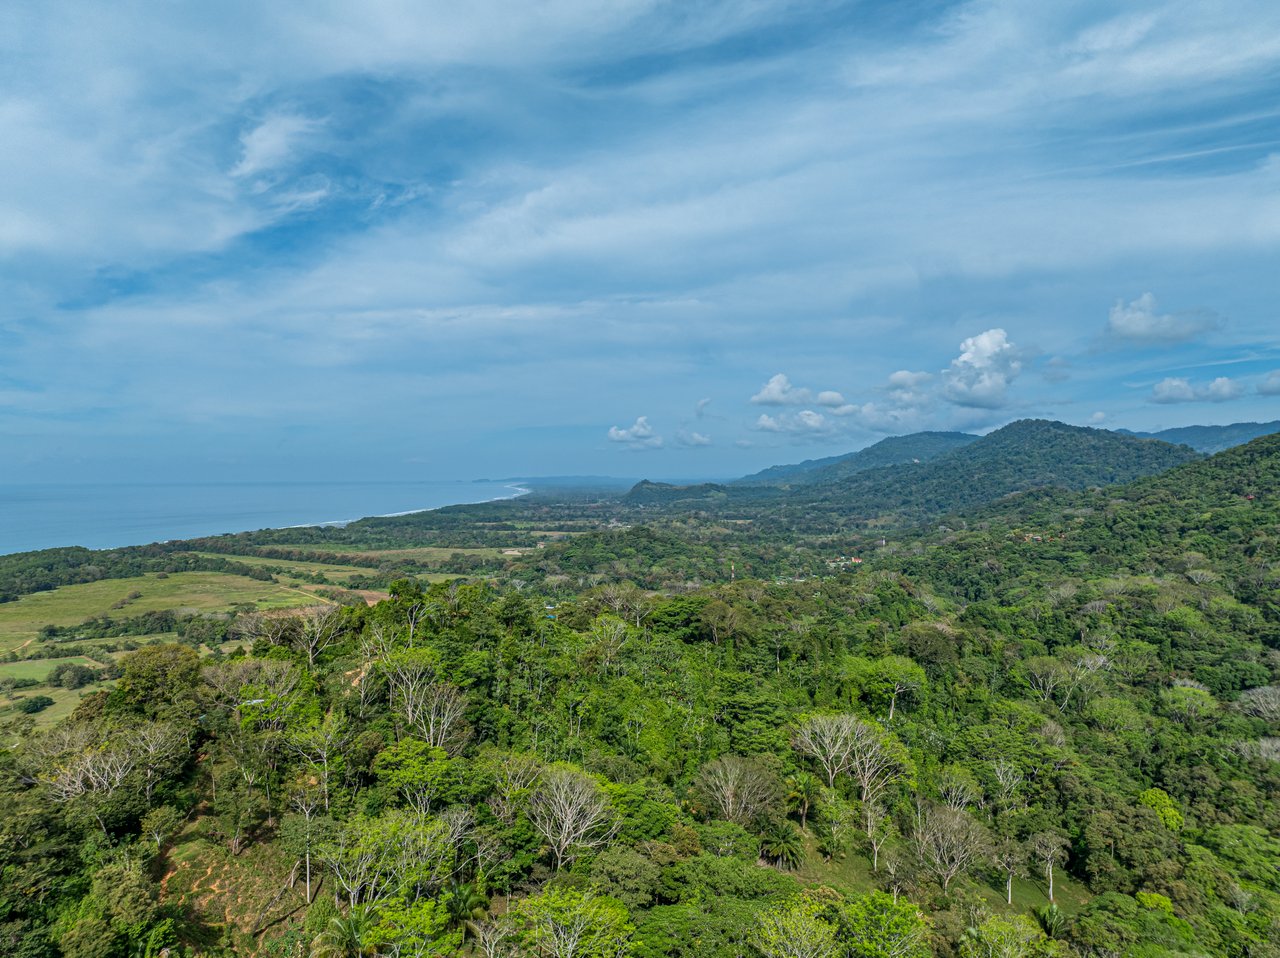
left=1119, top=419, right=1280, bottom=454
left=792, top=419, right=1201, bottom=521
left=737, top=431, right=977, bottom=486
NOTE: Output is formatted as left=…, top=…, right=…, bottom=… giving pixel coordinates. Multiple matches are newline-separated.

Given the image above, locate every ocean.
left=0, top=480, right=526, bottom=556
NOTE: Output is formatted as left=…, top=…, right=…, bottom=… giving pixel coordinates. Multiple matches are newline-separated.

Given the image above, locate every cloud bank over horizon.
left=2, top=1, right=1279, bottom=481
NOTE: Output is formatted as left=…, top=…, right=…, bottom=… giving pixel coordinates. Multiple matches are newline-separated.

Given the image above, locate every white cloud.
left=1259, top=370, right=1280, bottom=396
left=815, top=389, right=847, bottom=407
left=676, top=430, right=712, bottom=447
left=607, top=415, right=663, bottom=448
left=695, top=397, right=712, bottom=417
left=887, top=370, right=931, bottom=390
left=750, top=373, right=811, bottom=405
left=232, top=114, right=323, bottom=179
left=754, top=409, right=830, bottom=435
left=941, top=328, right=1022, bottom=409
left=1089, top=411, right=1107, bottom=423
left=1106, top=292, right=1222, bottom=345
left=1150, top=375, right=1243, bottom=404
left=1204, top=376, right=1243, bottom=402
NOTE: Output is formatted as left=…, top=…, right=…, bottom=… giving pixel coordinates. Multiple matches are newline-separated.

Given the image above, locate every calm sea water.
left=0, top=480, right=525, bottom=556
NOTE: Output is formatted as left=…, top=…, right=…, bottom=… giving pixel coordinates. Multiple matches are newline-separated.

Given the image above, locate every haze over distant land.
left=3, top=2, right=1279, bottom=484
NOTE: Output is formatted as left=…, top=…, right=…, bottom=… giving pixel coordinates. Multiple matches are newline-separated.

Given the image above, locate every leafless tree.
left=380, top=651, right=471, bottom=754
left=912, top=803, right=991, bottom=893
left=294, top=605, right=345, bottom=668
left=131, top=722, right=185, bottom=805
left=792, top=714, right=861, bottom=787
left=473, top=916, right=519, bottom=958
left=845, top=721, right=908, bottom=834
left=1022, top=657, right=1066, bottom=704
left=290, top=786, right=323, bottom=903
left=991, top=837, right=1026, bottom=905
left=937, top=766, right=981, bottom=811
left=1238, top=686, right=1280, bottom=724
left=695, top=755, right=782, bottom=826
left=990, top=758, right=1024, bottom=810
left=1029, top=831, right=1069, bottom=903
left=528, top=767, right=616, bottom=870
left=485, top=751, right=542, bottom=825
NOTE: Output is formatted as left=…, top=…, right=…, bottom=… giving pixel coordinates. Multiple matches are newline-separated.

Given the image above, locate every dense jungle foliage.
left=2, top=427, right=1279, bottom=957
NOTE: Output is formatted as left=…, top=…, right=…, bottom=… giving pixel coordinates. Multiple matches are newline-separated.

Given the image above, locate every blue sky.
left=2, top=0, right=1279, bottom=482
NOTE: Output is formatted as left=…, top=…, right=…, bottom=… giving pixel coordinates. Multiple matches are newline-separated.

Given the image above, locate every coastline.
left=302, top=483, right=533, bottom=528
left=0, top=480, right=533, bottom=557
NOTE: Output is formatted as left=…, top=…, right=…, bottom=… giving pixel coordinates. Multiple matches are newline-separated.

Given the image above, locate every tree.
left=752, top=898, right=838, bottom=958
left=838, top=891, right=929, bottom=958
left=786, top=771, right=821, bottom=830
left=295, top=605, right=346, bottom=668
left=991, top=837, right=1026, bottom=906
left=528, top=766, right=616, bottom=870
left=1028, top=831, right=1068, bottom=904
left=510, top=887, right=633, bottom=958
left=695, top=755, right=781, bottom=826
left=287, top=711, right=349, bottom=812
left=792, top=714, right=862, bottom=788
left=912, top=804, right=990, bottom=893
left=759, top=820, right=805, bottom=870
left=960, top=915, right=1051, bottom=958
left=140, top=804, right=184, bottom=853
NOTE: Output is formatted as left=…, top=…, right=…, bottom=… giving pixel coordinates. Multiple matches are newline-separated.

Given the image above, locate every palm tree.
left=786, top=772, right=822, bottom=830
left=310, top=909, right=375, bottom=958
left=446, top=880, right=489, bottom=938
left=759, top=820, right=805, bottom=870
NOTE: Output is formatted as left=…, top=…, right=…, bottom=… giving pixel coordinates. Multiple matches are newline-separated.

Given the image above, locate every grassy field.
left=0, top=655, right=105, bottom=680
left=0, top=572, right=324, bottom=649
left=185, top=551, right=373, bottom=581
left=275, top=544, right=509, bottom=561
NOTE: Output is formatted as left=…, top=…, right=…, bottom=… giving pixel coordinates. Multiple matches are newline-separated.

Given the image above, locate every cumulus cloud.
left=754, top=410, right=830, bottom=434
left=750, top=373, right=811, bottom=405
left=1150, top=376, right=1243, bottom=404
left=607, top=416, right=663, bottom=448
left=1089, top=411, right=1107, bottom=423
left=1106, top=293, right=1222, bottom=345
left=941, top=329, right=1022, bottom=409
left=1259, top=370, right=1280, bottom=395
left=695, top=397, right=713, bottom=417
left=815, top=390, right=847, bottom=407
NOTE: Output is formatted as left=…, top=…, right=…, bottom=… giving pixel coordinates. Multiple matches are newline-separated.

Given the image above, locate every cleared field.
left=185, top=551, right=372, bottom=581
left=0, top=682, right=113, bottom=727
left=273, top=544, right=508, bottom=561
left=0, top=655, right=103, bottom=680
left=0, top=572, right=323, bottom=648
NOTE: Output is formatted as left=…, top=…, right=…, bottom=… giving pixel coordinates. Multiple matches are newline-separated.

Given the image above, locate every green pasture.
left=0, top=572, right=323, bottom=649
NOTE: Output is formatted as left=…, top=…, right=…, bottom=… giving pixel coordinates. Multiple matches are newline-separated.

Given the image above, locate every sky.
left=2, top=0, right=1279, bottom=483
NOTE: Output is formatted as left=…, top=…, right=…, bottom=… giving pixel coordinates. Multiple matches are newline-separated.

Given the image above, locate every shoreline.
left=298, top=483, right=533, bottom=528
left=0, top=481, right=533, bottom=558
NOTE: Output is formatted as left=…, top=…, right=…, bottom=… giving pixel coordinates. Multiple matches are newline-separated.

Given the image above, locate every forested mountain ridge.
left=736, top=432, right=978, bottom=487
left=721, top=419, right=1202, bottom=532
left=3, top=435, right=1279, bottom=957
left=1118, top=419, right=1280, bottom=454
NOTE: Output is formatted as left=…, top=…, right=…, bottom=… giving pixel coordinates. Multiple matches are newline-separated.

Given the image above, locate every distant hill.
left=737, top=431, right=978, bottom=486
left=1116, top=420, right=1280, bottom=454
left=623, top=480, right=731, bottom=505
left=790, top=419, right=1201, bottom=521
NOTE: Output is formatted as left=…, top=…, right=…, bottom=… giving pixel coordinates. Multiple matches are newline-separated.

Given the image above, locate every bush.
left=18, top=695, right=55, bottom=714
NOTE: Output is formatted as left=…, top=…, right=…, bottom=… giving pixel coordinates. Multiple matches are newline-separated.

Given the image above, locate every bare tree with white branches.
left=528, top=766, right=616, bottom=870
